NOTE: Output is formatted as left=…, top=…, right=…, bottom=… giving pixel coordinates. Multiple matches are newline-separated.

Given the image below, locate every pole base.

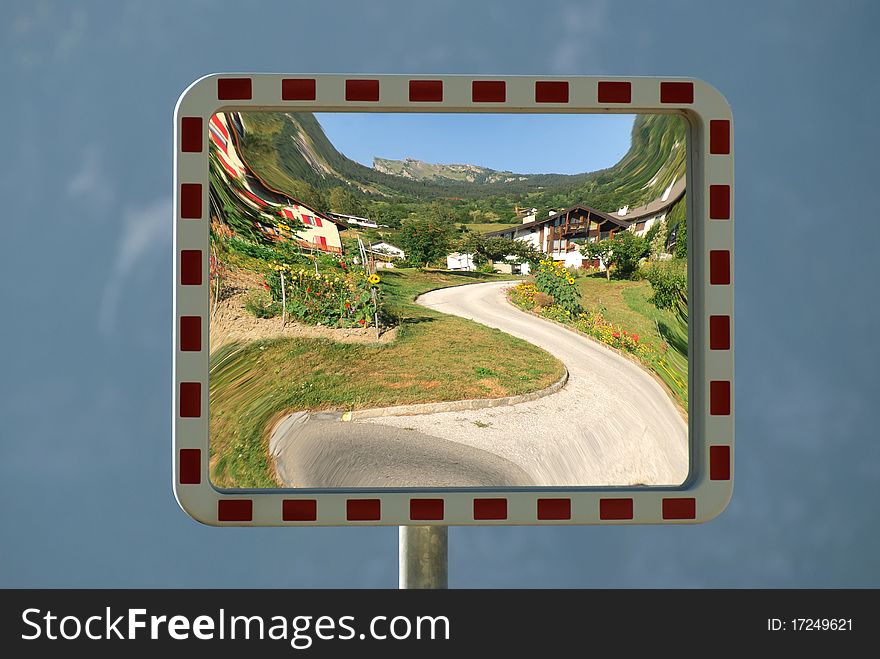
left=399, top=526, right=448, bottom=589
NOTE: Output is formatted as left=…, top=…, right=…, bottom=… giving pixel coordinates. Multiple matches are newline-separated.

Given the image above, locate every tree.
left=398, top=218, right=455, bottom=268
left=327, top=186, right=365, bottom=217
left=579, top=230, right=649, bottom=280
left=456, top=234, right=542, bottom=267
left=579, top=240, right=615, bottom=280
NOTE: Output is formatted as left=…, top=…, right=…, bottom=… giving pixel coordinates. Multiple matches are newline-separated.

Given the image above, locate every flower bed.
left=258, top=263, right=381, bottom=328
left=507, top=280, right=687, bottom=410
left=533, top=260, right=581, bottom=314
left=509, top=282, right=649, bottom=360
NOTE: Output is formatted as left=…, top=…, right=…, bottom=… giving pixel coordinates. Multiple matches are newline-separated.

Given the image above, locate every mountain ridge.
left=234, top=111, right=686, bottom=222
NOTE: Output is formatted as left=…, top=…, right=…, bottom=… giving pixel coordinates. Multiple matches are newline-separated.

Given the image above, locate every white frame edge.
left=172, top=73, right=734, bottom=527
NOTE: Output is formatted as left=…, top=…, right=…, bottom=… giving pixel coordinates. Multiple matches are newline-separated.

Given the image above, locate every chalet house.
left=209, top=112, right=346, bottom=254
left=484, top=176, right=686, bottom=271
left=485, top=204, right=631, bottom=270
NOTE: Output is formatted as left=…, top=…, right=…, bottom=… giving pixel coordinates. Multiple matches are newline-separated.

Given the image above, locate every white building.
left=328, top=212, right=379, bottom=229
left=446, top=252, right=476, bottom=271
left=369, top=242, right=405, bottom=259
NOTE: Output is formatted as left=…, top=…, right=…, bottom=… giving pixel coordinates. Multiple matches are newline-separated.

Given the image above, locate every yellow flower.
left=567, top=277, right=575, bottom=285
left=368, top=274, right=381, bottom=285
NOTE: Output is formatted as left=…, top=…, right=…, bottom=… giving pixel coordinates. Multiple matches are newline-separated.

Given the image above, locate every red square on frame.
left=710, top=380, right=731, bottom=415
left=597, top=81, right=631, bottom=103
left=179, top=382, right=201, bottom=418
left=282, top=78, right=316, bottom=101
left=709, top=315, right=731, bottom=350
left=345, top=79, right=379, bottom=102
left=660, top=81, right=694, bottom=103
left=535, top=81, right=569, bottom=103
left=709, top=185, right=731, bottom=219
left=472, top=80, right=506, bottom=102
left=283, top=500, right=318, bottom=521
left=180, top=117, right=203, bottom=152
left=410, top=499, right=444, bottom=521
left=409, top=80, right=443, bottom=102
left=179, top=316, right=201, bottom=352
left=599, top=498, right=634, bottom=520
left=218, top=499, right=253, bottom=522
left=662, top=498, right=696, bottom=519
left=217, top=78, right=252, bottom=100
left=179, top=449, right=201, bottom=485
left=180, top=250, right=202, bottom=286
left=710, top=119, right=731, bottom=154
left=710, top=446, right=731, bottom=481
left=180, top=183, right=202, bottom=219
left=347, top=499, right=381, bottom=521
left=473, top=498, right=507, bottom=520
left=709, top=250, right=731, bottom=285
left=537, top=498, right=571, bottom=520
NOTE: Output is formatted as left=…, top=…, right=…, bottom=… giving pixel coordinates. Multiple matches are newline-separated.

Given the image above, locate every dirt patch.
left=476, top=378, right=508, bottom=397
left=209, top=267, right=397, bottom=353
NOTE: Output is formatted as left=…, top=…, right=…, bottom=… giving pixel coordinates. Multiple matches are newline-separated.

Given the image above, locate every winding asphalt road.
left=271, top=280, right=687, bottom=488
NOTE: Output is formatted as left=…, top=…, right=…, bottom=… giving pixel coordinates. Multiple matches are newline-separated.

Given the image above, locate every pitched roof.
left=611, top=176, right=686, bottom=223
left=484, top=203, right=629, bottom=236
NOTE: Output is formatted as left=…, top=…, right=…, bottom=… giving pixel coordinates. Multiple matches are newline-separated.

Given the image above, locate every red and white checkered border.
left=173, top=74, right=734, bottom=526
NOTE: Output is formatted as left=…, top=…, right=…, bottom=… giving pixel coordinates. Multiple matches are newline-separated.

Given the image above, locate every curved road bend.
left=272, top=280, right=687, bottom=488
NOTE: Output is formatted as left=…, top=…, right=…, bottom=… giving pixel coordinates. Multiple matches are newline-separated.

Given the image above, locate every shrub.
left=244, top=289, right=280, bottom=318
left=607, top=231, right=649, bottom=279
left=533, top=260, right=582, bottom=315
left=533, top=292, right=555, bottom=308
left=226, top=235, right=307, bottom=268
left=642, top=259, right=687, bottom=316
left=542, top=305, right=573, bottom=323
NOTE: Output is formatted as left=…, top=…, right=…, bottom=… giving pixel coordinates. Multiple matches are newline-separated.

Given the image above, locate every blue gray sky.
left=1, top=0, right=879, bottom=587
left=317, top=112, right=636, bottom=173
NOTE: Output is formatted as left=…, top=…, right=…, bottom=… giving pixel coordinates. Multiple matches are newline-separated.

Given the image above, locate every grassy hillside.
left=210, top=269, right=565, bottom=487
left=235, top=111, right=686, bottom=226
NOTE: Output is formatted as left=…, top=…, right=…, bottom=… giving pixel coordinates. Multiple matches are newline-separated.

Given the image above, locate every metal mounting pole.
left=399, top=526, right=448, bottom=589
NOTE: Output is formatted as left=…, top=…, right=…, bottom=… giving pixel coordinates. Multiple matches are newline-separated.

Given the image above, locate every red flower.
left=306, top=287, right=311, bottom=293
left=633, top=334, right=639, bottom=342
left=612, top=332, right=620, bottom=339
left=359, top=319, right=365, bottom=325
left=263, top=284, right=270, bottom=290
left=345, top=302, right=351, bottom=309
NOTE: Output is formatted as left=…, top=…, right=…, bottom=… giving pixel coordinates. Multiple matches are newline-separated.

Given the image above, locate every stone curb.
left=344, top=366, right=569, bottom=420
left=266, top=366, right=569, bottom=446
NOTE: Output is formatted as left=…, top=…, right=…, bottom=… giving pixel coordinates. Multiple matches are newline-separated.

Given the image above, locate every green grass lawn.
left=575, top=274, right=688, bottom=411
left=210, top=269, right=564, bottom=488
